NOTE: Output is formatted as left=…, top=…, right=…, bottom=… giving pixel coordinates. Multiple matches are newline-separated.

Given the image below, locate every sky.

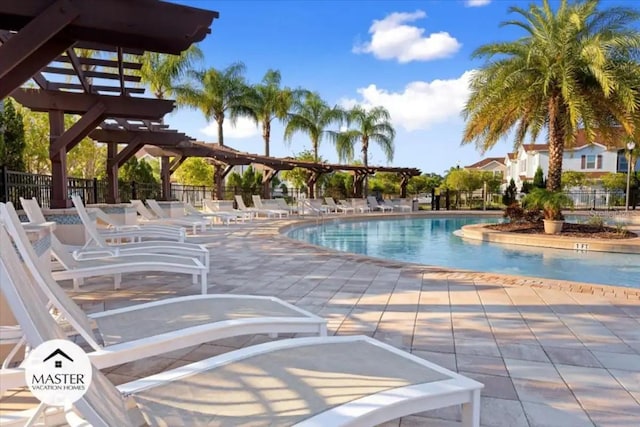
left=162, top=0, right=635, bottom=176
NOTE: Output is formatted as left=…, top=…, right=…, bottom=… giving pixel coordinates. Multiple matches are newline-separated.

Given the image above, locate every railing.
left=4, top=168, right=632, bottom=211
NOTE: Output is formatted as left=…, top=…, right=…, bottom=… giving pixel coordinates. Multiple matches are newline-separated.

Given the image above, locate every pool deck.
left=3, top=212, right=640, bottom=426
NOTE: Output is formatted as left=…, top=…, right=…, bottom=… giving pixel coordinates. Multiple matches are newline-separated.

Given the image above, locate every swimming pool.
left=287, top=216, right=640, bottom=288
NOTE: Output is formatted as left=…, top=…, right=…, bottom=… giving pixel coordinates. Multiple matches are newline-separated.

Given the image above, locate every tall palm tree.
left=462, top=0, right=640, bottom=191
left=174, top=62, right=252, bottom=146
left=336, top=105, right=395, bottom=166
left=284, top=92, right=343, bottom=162
left=245, top=69, right=299, bottom=157
left=138, top=45, right=203, bottom=100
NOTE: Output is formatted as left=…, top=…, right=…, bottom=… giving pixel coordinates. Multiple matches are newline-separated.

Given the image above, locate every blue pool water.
left=287, top=217, right=640, bottom=288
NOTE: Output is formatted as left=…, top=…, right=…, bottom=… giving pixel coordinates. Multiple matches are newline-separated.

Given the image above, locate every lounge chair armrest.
left=111, top=224, right=142, bottom=231
left=73, top=248, right=120, bottom=260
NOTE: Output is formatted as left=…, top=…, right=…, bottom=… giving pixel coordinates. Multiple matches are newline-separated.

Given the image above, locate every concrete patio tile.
left=496, top=342, right=549, bottom=363
left=457, top=354, right=508, bottom=377
left=459, top=371, right=518, bottom=400
left=503, top=358, right=563, bottom=383
left=521, top=401, right=594, bottom=427
left=512, top=378, right=578, bottom=405
left=111, top=355, right=177, bottom=378
left=105, top=372, right=139, bottom=386
left=544, top=345, right=602, bottom=368
left=454, top=337, right=502, bottom=357
left=587, top=409, right=640, bottom=426
left=591, top=350, right=640, bottom=371
left=570, top=386, right=640, bottom=416
left=399, top=416, right=461, bottom=427
left=608, top=369, right=640, bottom=397
left=480, top=397, right=529, bottom=427
left=556, top=364, right=627, bottom=389
left=412, top=349, right=457, bottom=371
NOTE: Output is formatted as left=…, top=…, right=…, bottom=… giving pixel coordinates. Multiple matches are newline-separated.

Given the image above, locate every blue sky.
left=163, top=0, right=632, bottom=175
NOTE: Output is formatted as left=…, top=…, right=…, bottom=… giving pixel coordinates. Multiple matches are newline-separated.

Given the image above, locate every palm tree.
left=174, top=62, right=252, bottom=146
left=138, top=45, right=203, bottom=100
left=284, top=92, right=343, bottom=162
left=462, top=0, right=640, bottom=191
left=336, top=105, right=395, bottom=166
left=245, top=69, right=300, bottom=157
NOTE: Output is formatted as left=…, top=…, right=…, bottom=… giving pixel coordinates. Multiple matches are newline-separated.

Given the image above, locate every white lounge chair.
left=1, top=202, right=208, bottom=293
left=0, top=241, right=482, bottom=427
left=130, top=199, right=204, bottom=234
left=203, top=198, right=252, bottom=222
left=390, top=198, right=412, bottom=212
left=146, top=199, right=210, bottom=232
left=184, top=201, right=238, bottom=225
left=235, top=195, right=277, bottom=218
left=274, top=197, right=300, bottom=215
left=325, top=197, right=354, bottom=214
left=0, top=222, right=327, bottom=393
left=64, top=196, right=210, bottom=269
left=252, top=195, right=289, bottom=217
left=368, top=196, right=394, bottom=212
left=352, top=198, right=372, bottom=213
left=89, top=205, right=187, bottom=242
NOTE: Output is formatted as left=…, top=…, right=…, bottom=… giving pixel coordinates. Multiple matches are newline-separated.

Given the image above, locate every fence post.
left=92, top=178, right=98, bottom=204
left=0, top=165, right=8, bottom=203
left=131, top=181, right=137, bottom=200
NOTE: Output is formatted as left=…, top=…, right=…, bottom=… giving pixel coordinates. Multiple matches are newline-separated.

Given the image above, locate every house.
left=464, top=157, right=505, bottom=176
left=503, top=130, right=639, bottom=190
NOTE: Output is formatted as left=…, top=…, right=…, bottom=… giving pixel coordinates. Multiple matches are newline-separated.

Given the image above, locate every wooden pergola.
left=135, top=142, right=421, bottom=199
left=0, top=0, right=218, bottom=207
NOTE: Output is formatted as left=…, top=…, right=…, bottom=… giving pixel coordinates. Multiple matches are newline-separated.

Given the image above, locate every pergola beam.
left=12, top=89, right=174, bottom=118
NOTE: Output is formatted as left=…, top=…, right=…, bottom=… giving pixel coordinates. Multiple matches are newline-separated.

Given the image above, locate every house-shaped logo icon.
left=43, top=348, right=74, bottom=368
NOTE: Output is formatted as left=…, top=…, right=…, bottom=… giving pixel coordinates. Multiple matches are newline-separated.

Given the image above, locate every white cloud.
left=200, top=117, right=258, bottom=139
left=465, top=0, right=491, bottom=7
left=339, top=70, right=475, bottom=132
left=353, top=10, right=461, bottom=63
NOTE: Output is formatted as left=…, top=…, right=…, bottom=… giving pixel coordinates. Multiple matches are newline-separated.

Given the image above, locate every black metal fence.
left=2, top=167, right=635, bottom=211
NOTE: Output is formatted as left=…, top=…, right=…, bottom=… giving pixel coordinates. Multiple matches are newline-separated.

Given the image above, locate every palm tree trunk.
left=217, top=118, right=224, bottom=146
left=362, top=138, right=369, bottom=197
left=546, top=97, right=564, bottom=192
left=215, top=117, right=225, bottom=199
left=263, top=122, right=270, bottom=157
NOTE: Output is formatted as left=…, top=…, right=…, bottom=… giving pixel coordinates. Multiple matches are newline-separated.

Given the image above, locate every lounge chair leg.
left=114, top=274, right=121, bottom=290
left=200, top=272, right=208, bottom=294
left=461, top=389, right=481, bottom=427
left=192, top=274, right=197, bottom=285
left=319, top=324, right=328, bottom=336
left=73, top=278, right=83, bottom=290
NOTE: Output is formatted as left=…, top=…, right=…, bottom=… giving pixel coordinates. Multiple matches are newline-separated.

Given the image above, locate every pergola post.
left=106, top=143, right=119, bottom=203
left=307, top=170, right=322, bottom=199
left=262, top=168, right=276, bottom=199
left=105, top=139, right=142, bottom=203
left=49, top=110, right=69, bottom=208
left=161, top=156, right=171, bottom=200
left=213, top=164, right=234, bottom=200
left=400, top=173, right=410, bottom=198
left=353, top=171, right=366, bottom=199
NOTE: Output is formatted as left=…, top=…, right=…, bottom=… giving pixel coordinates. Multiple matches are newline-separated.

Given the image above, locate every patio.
left=3, top=216, right=639, bottom=426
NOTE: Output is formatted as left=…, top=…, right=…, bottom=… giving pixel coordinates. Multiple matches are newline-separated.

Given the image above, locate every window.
left=519, top=159, right=527, bottom=173
left=581, top=154, right=603, bottom=170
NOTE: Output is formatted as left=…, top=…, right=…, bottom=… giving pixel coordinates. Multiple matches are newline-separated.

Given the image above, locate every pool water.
left=287, top=217, right=640, bottom=288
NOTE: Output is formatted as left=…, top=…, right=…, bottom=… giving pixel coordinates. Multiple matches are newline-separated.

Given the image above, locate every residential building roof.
left=465, top=157, right=505, bottom=169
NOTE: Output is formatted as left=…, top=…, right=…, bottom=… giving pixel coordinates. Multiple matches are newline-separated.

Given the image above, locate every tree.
left=368, top=172, right=401, bottom=195
left=284, top=92, right=342, bottom=162
left=503, top=178, right=518, bottom=206
left=601, top=172, right=627, bottom=191
left=0, top=99, right=26, bottom=171
left=245, top=69, right=299, bottom=157
left=561, top=171, right=588, bottom=189
left=407, top=173, right=443, bottom=195
left=16, top=104, right=50, bottom=174
left=67, top=138, right=106, bottom=179
left=336, top=105, right=395, bottom=166
left=119, top=157, right=157, bottom=184
left=533, top=167, right=546, bottom=189
left=281, top=150, right=328, bottom=195
left=462, top=0, right=640, bottom=191
left=173, top=158, right=214, bottom=186
left=175, top=62, right=252, bottom=147
left=138, top=45, right=203, bottom=100
left=227, top=166, right=262, bottom=205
